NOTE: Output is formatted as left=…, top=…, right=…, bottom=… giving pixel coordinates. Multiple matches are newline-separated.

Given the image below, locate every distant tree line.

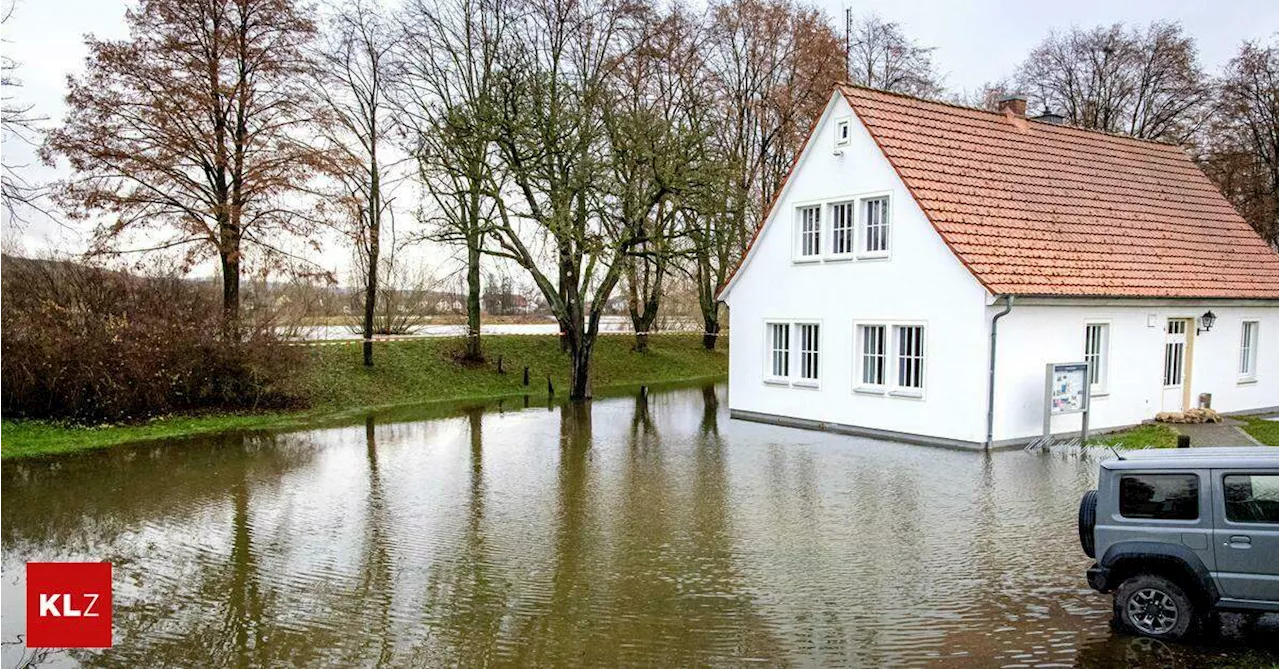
left=15, top=0, right=1276, bottom=403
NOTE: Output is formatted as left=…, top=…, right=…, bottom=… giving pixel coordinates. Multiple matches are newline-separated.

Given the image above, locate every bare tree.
left=44, top=0, right=327, bottom=332
left=680, top=0, right=841, bottom=349
left=485, top=0, right=647, bottom=399
left=311, top=0, right=398, bottom=366
left=706, top=0, right=844, bottom=233
left=396, top=0, right=509, bottom=361
left=844, top=12, right=943, bottom=98
left=607, top=6, right=710, bottom=352
left=1018, top=22, right=1210, bottom=142
left=1, top=1, right=47, bottom=225
left=1200, top=40, right=1279, bottom=246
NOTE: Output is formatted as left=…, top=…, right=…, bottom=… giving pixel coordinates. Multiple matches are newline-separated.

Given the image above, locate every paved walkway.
left=1174, top=416, right=1268, bottom=447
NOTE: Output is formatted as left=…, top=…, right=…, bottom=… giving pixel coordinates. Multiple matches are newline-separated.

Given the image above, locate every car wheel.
left=1113, top=574, right=1196, bottom=640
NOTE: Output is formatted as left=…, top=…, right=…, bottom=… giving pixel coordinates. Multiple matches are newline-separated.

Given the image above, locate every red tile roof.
left=838, top=84, right=1277, bottom=298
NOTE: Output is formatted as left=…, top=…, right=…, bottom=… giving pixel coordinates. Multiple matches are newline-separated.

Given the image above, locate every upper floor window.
left=835, top=118, right=851, bottom=147
left=797, top=206, right=821, bottom=259
left=830, top=202, right=855, bottom=256
left=861, top=196, right=890, bottom=257
left=1239, top=321, right=1259, bottom=380
left=1084, top=323, right=1110, bottom=394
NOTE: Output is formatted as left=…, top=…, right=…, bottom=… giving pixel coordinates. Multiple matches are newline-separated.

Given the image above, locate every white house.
left=717, top=84, right=1278, bottom=449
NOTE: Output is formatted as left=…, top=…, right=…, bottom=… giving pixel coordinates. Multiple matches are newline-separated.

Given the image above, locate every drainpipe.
left=985, top=295, right=1014, bottom=450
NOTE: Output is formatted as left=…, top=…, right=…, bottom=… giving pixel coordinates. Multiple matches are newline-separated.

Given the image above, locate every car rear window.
left=1119, top=474, right=1199, bottom=520
left=1224, top=474, right=1279, bottom=524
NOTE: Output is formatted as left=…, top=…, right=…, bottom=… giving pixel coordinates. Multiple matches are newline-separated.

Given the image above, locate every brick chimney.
left=996, top=95, right=1027, bottom=117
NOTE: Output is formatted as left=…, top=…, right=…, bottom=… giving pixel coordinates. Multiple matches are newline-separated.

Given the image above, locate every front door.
left=1212, top=470, right=1279, bottom=602
left=1161, top=319, right=1190, bottom=412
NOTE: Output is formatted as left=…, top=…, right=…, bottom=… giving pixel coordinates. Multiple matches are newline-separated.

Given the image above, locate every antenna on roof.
left=1108, top=445, right=1125, bottom=461
left=844, top=8, right=851, bottom=80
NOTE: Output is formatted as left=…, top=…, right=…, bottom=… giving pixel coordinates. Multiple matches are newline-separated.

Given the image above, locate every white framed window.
left=1084, top=322, right=1110, bottom=395
left=796, top=205, right=821, bottom=260
left=1239, top=320, right=1259, bottom=381
left=766, top=322, right=790, bottom=382
left=830, top=201, right=855, bottom=256
left=894, top=325, right=925, bottom=393
left=857, top=324, right=886, bottom=388
left=859, top=195, right=890, bottom=257
left=855, top=322, right=926, bottom=396
left=764, top=320, right=820, bottom=387
left=835, top=118, right=851, bottom=147
left=796, top=323, right=821, bottom=385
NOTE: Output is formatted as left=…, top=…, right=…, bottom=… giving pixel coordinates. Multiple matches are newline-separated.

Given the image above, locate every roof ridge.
left=836, top=82, right=1186, bottom=150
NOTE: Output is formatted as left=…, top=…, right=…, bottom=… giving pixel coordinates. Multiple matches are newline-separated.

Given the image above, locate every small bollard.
left=497, top=355, right=504, bottom=374
left=523, top=366, right=530, bottom=386
left=547, top=376, right=554, bottom=396
left=1176, top=434, right=1191, bottom=448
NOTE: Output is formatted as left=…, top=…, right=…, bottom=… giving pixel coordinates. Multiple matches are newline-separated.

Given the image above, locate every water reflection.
left=1, top=383, right=1274, bottom=667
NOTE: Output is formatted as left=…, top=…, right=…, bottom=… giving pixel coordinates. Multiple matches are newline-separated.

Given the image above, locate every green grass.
left=1088, top=423, right=1180, bottom=450
left=1, top=334, right=727, bottom=460
left=1239, top=414, right=1279, bottom=447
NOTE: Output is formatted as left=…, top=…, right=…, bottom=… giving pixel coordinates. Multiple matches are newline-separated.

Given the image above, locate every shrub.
left=1, top=256, right=307, bottom=424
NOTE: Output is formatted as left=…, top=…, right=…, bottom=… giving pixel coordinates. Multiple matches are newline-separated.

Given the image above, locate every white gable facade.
left=719, top=93, right=1278, bottom=449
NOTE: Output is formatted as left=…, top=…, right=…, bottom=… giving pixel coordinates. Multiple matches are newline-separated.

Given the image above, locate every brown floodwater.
left=2, top=382, right=1275, bottom=667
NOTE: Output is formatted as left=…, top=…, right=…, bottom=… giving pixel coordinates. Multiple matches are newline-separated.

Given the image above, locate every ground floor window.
left=856, top=322, right=925, bottom=396
left=858, top=324, right=886, bottom=386
left=1084, top=323, right=1109, bottom=394
left=1239, top=320, right=1259, bottom=380
left=767, top=323, right=790, bottom=379
left=765, top=321, right=820, bottom=386
left=895, top=325, right=924, bottom=390
left=1163, top=319, right=1186, bottom=387
left=797, top=323, right=820, bottom=383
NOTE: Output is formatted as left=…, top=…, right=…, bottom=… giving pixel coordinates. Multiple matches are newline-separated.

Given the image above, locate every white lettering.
left=82, top=593, right=100, bottom=618
left=61, top=595, right=82, bottom=617
left=39, top=594, right=61, bottom=617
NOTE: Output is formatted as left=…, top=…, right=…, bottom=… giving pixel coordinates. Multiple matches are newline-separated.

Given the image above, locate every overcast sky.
left=2, top=0, right=1276, bottom=281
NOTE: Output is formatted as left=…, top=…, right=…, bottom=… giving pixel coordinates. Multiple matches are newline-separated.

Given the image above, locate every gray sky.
left=2, top=0, right=1277, bottom=281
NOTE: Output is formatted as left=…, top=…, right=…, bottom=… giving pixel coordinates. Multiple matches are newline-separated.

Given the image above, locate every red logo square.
left=26, top=562, right=113, bottom=648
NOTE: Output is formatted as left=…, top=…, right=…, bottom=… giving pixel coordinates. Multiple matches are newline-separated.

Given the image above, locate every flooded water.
left=2, top=383, right=1275, bottom=667
left=287, top=315, right=638, bottom=340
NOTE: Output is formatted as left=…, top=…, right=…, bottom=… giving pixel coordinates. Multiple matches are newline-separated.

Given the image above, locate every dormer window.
left=835, top=118, right=851, bottom=148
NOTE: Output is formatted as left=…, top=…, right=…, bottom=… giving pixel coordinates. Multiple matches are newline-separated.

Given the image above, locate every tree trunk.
left=702, top=316, right=719, bottom=351
left=220, top=250, right=240, bottom=337
left=568, top=331, right=593, bottom=400
left=364, top=141, right=381, bottom=367
left=465, top=242, right=483, bottom=361
left=363, top=217, right=379, bottom=368
left=633, top=330, right=649, bottom=353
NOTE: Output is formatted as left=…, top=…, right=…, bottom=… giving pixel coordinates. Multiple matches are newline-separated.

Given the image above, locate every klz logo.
left=26, top=562, right=112, bottom=648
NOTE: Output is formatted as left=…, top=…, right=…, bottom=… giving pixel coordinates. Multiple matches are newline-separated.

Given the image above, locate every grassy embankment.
left=1, top=334, right=727, bottom=459
left=1088, top=423, right=1181, bottom=449
left=1089, top=414, right=1279, bottom=449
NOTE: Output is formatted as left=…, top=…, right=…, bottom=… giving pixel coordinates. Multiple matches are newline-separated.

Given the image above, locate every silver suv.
left=1078, top=446, right=1278, bottom=640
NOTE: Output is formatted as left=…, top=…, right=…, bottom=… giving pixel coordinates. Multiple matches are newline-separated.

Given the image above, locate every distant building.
left=718, top=85, right=1278, bottom=449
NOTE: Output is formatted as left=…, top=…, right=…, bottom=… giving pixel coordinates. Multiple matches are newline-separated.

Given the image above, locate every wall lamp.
left=1197, top=310, right=1216, bottom=335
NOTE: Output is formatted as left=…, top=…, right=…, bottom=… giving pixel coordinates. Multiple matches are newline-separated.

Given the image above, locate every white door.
left=1161, top=319, right=1189, bottom=412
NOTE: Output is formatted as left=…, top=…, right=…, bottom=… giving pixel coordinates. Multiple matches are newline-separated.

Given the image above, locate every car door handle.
left=1226, top=535, right=1252, bottom=548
